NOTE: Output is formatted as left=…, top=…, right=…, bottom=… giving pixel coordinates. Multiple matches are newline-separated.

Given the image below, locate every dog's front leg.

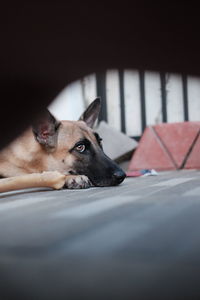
left=0, top=171, right=66, bottom=193
left=65, top=175, right=92, bottom=189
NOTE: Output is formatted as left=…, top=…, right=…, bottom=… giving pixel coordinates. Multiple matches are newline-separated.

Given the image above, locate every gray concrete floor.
left=0, top=170, right=200, bottom=300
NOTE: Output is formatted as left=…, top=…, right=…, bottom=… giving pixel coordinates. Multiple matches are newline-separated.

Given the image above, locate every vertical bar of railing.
left=160, top=72, right=167, bottom=122
left=139, top=70, right=146, bottom=132
left=119, top=70, right=126, bottom=133
left=182, top=74, right=189, bottom=121
left=96, top=72, right=107, bottom=122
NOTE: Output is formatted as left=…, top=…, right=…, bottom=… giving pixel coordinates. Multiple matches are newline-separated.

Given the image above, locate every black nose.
left=112, top=169, right=126, bottom=185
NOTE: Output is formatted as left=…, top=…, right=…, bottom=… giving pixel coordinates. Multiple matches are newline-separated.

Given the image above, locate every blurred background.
left=49, top=70, right=200, bottom=140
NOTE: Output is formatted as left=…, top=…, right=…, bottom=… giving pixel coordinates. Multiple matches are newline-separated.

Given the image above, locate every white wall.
left=124, top=70, right=142, bottom=136
left=49, top=70, right=200, bottom=135
left=187, top=76, right=200, bottom=121
left=166, top=74, right=184, bottom=123
left=82, top=74, right=97, bottom=107
left=145, top=71, right=162, bottom=126
left=106, top=70, right=121, bottom=131
left=49, top=74, right=97, bottom=121
left=48, top=80, right=84, bottom=121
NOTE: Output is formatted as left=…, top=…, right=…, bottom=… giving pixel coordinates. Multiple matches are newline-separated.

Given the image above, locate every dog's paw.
left=65, top=175, right=92, bottom=189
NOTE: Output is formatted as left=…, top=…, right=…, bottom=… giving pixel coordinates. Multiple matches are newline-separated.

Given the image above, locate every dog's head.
left=32, top=98, right=126, bottom=186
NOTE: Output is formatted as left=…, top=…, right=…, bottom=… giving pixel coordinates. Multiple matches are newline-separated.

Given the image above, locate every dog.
left=0, top=98, right=126, bottom=192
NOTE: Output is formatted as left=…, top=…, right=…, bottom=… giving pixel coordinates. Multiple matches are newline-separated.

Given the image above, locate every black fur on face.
left=70, top=132, right=126, bottom=187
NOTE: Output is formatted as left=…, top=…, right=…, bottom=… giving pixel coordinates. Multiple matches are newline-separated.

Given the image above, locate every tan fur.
left=0, top=98, right=126, bottom=191
left=0, top=120, right=98, bottom=177
left=0, top=171, right=66, bottom=192
left=0, top=120, right=99, bottom=191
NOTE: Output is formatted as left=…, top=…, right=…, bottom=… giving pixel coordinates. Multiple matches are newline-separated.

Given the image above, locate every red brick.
left=128, top=126, right=176, bottom=171
left=154, top=122, right=200, bottom=168
left=184, top=134, right=200, bottom=169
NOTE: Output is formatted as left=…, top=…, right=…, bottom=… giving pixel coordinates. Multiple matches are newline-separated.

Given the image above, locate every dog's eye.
left=76, top=144, right=86, bottom=153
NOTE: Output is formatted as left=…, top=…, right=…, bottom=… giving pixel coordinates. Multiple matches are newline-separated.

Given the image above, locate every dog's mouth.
left=67, top=169, right=126, bottom=187
left=70, top=153, right=126, bottom=187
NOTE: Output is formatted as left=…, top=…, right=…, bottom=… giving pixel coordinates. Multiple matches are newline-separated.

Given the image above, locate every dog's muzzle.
left=112, top=169, right=126, bottom=185
left=88, top=167, right=126, bottom=187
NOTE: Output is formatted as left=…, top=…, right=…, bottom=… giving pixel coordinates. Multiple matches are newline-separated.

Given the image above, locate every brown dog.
left=0, top=99, right=126, bottom=192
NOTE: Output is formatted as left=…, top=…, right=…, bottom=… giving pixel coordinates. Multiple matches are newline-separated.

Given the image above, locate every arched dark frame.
left=1, top=3, right=199, bottom=148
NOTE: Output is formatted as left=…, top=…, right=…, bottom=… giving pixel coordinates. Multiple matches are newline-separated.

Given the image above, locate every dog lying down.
left=0, top=98, right=126, bottom=192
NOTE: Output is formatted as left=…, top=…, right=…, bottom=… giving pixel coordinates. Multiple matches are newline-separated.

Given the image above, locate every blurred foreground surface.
left=0, top=170, right=200, bottom=300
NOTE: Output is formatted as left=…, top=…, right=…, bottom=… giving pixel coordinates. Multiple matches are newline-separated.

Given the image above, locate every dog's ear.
left=32, top=110, right=61, bottom=151
left=79, top=98, right=101, bottom=128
